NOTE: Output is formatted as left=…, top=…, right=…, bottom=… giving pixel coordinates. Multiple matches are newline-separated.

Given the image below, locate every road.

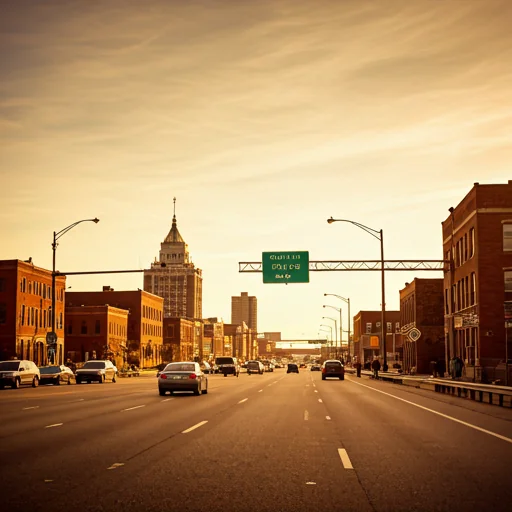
left=1, top=369, right=511, bottom=512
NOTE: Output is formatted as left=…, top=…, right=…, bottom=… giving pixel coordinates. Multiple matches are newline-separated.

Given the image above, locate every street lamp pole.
left=320, top=324, right=333, bottom=357
left=327, top=217, right=387, bottom=371
left=322, top=317, right=338, bottom=358
left=323, top=305, right=342, bottom=360
left=51, top=218, right=100, bottom=361
left=325, top=294, right=351, bottom=360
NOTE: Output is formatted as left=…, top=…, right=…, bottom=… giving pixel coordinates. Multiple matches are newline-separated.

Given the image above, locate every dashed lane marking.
left=45, top=423, right=63, bottom=429
left=338, top=449, right=354, bottom=469
left=326, top=416, right=331, bottom=420
left=349, top=379, right=512, bottom=445
left=314, top=390, right=318, bottom=393
left=182, top=421, right=208, bottom=433
left=318, top=399, right=323, bottom=403
left=258, top=389, right=263, bottom=392
left=161, top=398, right=174, bottom=402
left=23, top=406, right=39, bottom=410
left=238, top=398, right=248, bottom=404
left=304, top=410, right=309, bottom=420
left=121, top=405, right=146, bottom=412
left=107, top=463, right=125, bottom=470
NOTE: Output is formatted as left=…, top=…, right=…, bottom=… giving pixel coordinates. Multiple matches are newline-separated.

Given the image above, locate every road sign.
left=262, top=251, right=309, bottom=284
left=407, top=328, right=421, bottom=342
left=46, top=331, right=57, bottom=345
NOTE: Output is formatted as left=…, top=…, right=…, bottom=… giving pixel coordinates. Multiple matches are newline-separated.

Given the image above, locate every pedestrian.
left=454, top=356, right=464, bottom=379
left=371, top=358, right=381, bottom=379
left=435, top=359, right=446, bottom=378
left=355, top=360, right=362, bottom=378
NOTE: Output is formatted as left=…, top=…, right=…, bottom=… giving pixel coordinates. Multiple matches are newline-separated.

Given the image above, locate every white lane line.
left=258, top=389, right=263, bottom=392
left=314, top=390, right=318, bottom=393
left=23, top=406, right=40, bottom=410
left=238, top=398, right=248, bottom=404
left=318, top=399, right=323, bottom=403
left=107, top=463, right=124, bottom=470
left=304, top=410, right=309, bottom=421
left=350, top=380, right=512, bottom=445
left=312, top=383, right=316, bottom=387
left=182, top=420, right=208, bottom=433
left=45, top=423, right=63, bottom=429
left=69, top=398, right=85, bottom=402
left=161, top=398, right=174, bottom=402
left=306, top=384, right=310, bottom=387
left=121, top=405, right=146, bottom=412
left=326, top=416, right=331, bottom=420
left=338, top=449, right=354, bottom=469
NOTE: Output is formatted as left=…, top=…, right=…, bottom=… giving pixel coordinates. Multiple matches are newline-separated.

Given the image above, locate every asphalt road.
left=1, top=369, right=511, bottom=512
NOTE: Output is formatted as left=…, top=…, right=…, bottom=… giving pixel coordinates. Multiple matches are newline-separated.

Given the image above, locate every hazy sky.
left=1, top=0, right=511, bottom=342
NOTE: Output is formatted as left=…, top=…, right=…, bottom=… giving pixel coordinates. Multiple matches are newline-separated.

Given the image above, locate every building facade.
left=231, top=292, right=257, bottom=333
left=0, top=259, right=66, bottom=365
left=442, top=180, right=512, bottom=382
left=163, top=317, right=195, bottom=362
left=203, top=318, right=225, bottom=359
left=65, top=305, right=128, bottom=368
left=66, top=288, right=164, bottom=368
left=399, top=279, right=445, bottom=374
left=143, top=202, right=202, bottom=320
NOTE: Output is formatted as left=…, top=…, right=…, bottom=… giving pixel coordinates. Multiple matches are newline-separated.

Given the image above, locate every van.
left=215, top=356, right=239, bottom=376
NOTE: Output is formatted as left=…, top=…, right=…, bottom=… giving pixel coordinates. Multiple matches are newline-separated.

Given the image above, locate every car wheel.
left=76, top=379, right=81, bottom=384
left=159, top=388, right=166, bottom=396
left=340, top=376, right=344, bottom=380
left=112, top=374, right=116, bottom=383
left=67, top=376, right=71, bottom=385
left=99, top=375, right=104, bottom=384
left=55, top=377, right=61, bottom=385
left=202, top=381, right=208, bottom=394
left=194, top=383, right=201, bottom=396
left=322, top=376, right=326, bottom=380
left=12, top=378, right=20, bottom=389
left=32, top=376, right=39, bottom=388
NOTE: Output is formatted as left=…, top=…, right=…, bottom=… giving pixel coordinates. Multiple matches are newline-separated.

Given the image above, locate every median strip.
left=182, top=420, right=208, bottom=433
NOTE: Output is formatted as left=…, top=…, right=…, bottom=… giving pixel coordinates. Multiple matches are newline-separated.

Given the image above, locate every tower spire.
left=173, top=197, right=176, bottom=221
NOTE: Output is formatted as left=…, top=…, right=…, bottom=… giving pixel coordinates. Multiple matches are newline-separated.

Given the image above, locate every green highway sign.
left=262, top=251, right=309, bottom=284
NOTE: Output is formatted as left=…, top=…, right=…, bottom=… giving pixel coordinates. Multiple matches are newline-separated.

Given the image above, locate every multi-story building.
left=442, top=180, right=512, bottom=382
left=0, top=259, right=66, bottom=365
left=66, top=287, right=164, bottom=368
left=231, top=292, right=257, bottom=333
left=163, top=317, right=195, bottom=362
left=65, top=305, right=128, bottom=368
left=143, top=202, right=202, bottom=319
left=352, top=310, right=401, bottom=364
left=399, top=278, right=445, bottom=374
left=203, top=318, right=225, bottom=359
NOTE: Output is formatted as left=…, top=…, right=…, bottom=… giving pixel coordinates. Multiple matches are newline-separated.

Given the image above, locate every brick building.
left=231, top=292, right=257, bottom=333
left=442, top=180, right=512, bottom=382
left=399, top=278, right=445, bottom=374
left=0, top=259, right=66, bottom=365
left=163, top=317, right=195, bottom=362
left=65, top=305, right=128, bottom=368
left=66, top=288, right=164, bottom=368
left=203, top=318, right=225, bottom=359
left=353, top=310, right=401, bottom=365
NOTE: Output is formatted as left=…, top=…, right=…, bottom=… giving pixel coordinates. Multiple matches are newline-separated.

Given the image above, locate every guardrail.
left=344, top=368, right=512, bottom=408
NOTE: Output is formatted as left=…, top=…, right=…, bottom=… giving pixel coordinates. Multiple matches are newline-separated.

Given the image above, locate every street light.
left=319, top=325, right=333, bottom=356
left=323, top=305, right=342, bottom=359
left=322, top=316, right=338, bottom=358
left=327, top=217, right=387, bottom=371
left=51, top=218, right=99, bottom=362
left=325, top=294, right=351, bottom=360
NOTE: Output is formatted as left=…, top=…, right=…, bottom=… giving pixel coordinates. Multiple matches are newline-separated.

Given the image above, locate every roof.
left=164, top=214, right=184, bottom=243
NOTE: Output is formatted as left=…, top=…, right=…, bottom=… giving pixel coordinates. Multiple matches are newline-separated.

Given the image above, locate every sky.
left=1, top=0, right=511, bottom=344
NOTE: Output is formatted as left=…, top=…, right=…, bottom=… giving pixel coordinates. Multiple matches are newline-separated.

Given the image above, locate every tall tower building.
left=231, top=292, right=257, bottom=333
left=143, top=198, right=202, bottom=319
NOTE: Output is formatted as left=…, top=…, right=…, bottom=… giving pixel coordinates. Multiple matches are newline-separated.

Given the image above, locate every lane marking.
left=182, top=420, right=208, bottom=433
left=45, top=423, right=63, bottom=429
left=304, top=410, right=309, bottom=421
left=338, top=448, right=354, bottom=469
left=306, top=481, right=316, bottom=485
left=121, top=405, right=146, bottom=412
left=312, top=383, right=316, bottom=388
left=314, top=390, right=318, bottom=393
left=238, top=398, right=248, bottom=404
left=258, top=389, right=263, bottom=393
left=107, top=463, right=124, bottom=470
left=326, top=416, right=331, bottom=420
left=350, top=380, right=512, bottom=445
left=161, top=398, right=174, bottom=402
left=306, top=384, right=310, bottom=387
left=318, top=399, right=323, bottom=403
left=44, top=479, right=53, bottom=483
left=23, top=406, right=40, bottom=410
left=69, top=398, right=85, bottom=403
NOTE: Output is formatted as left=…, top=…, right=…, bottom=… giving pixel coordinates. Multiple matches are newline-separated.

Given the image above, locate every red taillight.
left=160, top=374, right=167, bottom=379
left=321, top=368, right=326, bottom=373
left=189, top=373, right=197, bottom=380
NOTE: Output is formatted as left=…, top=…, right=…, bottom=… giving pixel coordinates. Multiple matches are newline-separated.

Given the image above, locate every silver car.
left=158, top=361, right=208, bottom=396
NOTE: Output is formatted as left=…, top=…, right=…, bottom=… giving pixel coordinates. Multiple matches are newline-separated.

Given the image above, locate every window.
left=67, top=323, right=73, bottom=334
left=365, top=322, right=372, bottom=334
left=95, top=320, right=101, bottom=334
left=0, top=303, right=6, bottom=324
left=469, top=228, right=475, bottom=258
left=470, top=273, right=476, bottom=305
left=81, top=321, right=87, bottom=335
left=504, top=224, right=512, bottom=252
left=505, top=271, right=512, bottom=293
left=21, top=304, right=25, bottom=326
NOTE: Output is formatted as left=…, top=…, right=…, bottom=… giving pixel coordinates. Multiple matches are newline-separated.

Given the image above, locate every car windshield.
left=39, top=366, right=60, bottom=374
left=0, top=361, right=20, bottom=371
left=164, top=363, right=195, bottom=372
left=288, top=364, right=298, bottom=369
left=82, top=362, right=106, bottom=369
left=326, top=362, right=342, bottom=367
left=215, top=358, right=234, bottom=365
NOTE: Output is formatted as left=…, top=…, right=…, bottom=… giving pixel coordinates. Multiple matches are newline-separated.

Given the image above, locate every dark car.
left=321, top=360, right=345, bottom=380
left=215, top=356, right=239, bottom=377
left=287, top=363, right=299, bottom=374
left=158, top=361, right=208, bottom=396
left=39, top=365, right=76, bottom=385
left=76, top=360, right=117, bottom=384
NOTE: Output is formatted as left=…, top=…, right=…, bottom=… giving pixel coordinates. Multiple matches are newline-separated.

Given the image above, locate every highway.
left=1, top=369, right=511, bottom=512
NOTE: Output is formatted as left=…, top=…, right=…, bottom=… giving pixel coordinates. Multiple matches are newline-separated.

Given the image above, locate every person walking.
left=355, top=360, right=362, bottom=378
left=371, top=358, right=381, bottom=380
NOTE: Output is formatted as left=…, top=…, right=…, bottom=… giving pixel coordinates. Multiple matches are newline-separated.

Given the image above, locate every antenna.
left=173, top=196, right=176, bottom=217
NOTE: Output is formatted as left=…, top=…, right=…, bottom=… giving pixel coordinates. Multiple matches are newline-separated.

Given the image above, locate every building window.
left=67, top=323, right=72, bottom=335
left=0, top=303, right=6, bottom=324
left=469, top=228, right=475, bottom=258
left=95, top=320, right=100, bottom=334
left=505, top=271, right=512, bottom=293
left=504, top=224, right=512, bottom=252
left=81, top=321, right=87, bottom=335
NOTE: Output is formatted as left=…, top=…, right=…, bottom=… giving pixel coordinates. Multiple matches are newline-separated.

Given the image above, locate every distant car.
left=247, top=360, right=264, bottom=375
left=321, top=360, right=345, bottom=380
left=287, top=363, right=299, bottom=374
left=215, top=356, right=239, bottom=377
left=200, top=361, right=213, bottom=374
left=0, top=360, right=40, bottom=389
left=76, top=360, right=117, bottom=384
left=158, top=361, right=208, bottom=396
left=39, top=365, right=76, bottom=385
left=310, top=364, right=321, bottom=372
left=264, top=362, right=275, bottom=372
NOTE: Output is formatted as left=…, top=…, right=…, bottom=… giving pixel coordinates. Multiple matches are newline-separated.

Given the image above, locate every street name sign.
left=262, top=251, right=309, bottom=284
